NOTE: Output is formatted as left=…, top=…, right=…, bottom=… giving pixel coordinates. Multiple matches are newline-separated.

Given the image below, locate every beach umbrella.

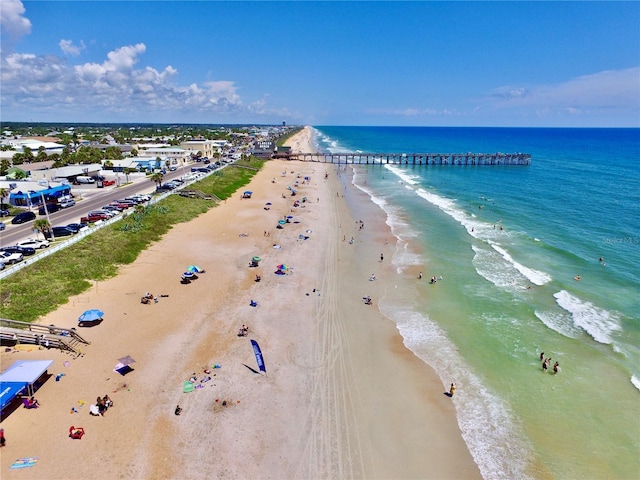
left=114, top=355, right=136, bottom=376
left=78, top=309, right=104, bottom=323
left=276, top=264, right=288, bottom=271
left=278, top=220, right=286, bottom=225
left=118, top=355, right=136, bottom=366
left=252, top=256, right=261, bottom=262
left=286, top=215, right=293, bottom=219
left=187, top=265, right=203, bottom=273
left=265, top=202, right=272, bottom=206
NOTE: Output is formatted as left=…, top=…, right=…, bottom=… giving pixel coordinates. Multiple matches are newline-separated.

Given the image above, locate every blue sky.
left=1, top=1, right=639, bottom=127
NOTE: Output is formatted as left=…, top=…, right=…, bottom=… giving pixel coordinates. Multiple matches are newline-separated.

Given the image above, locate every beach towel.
left=183, top=381, right=194, bottom=393
left=10, top=457, right=39, bottom=469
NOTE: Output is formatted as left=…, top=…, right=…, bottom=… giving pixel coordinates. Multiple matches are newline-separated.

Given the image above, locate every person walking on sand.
left=418, top=272, right=423, bottom=279
left=380, top=253, right=384, bottom=262
left=0, top=427, right=5, bottom=447
left=449, top=383, right=457, bottom=397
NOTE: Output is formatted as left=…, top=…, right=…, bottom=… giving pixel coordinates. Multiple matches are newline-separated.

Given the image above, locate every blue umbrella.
left=79, top=309, right=104, bottom=323
left=187, top=265, right=203, bottom=273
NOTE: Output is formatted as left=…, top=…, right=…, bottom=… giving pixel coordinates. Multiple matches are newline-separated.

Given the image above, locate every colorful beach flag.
left=250, top=340, right=266, bottom=374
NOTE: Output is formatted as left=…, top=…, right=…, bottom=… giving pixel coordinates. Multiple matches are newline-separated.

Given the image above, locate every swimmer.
left=574, top=275, right=581, bottom=281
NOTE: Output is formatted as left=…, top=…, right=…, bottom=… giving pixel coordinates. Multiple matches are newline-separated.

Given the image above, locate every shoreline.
left=1, top=126, right=480, bottom=479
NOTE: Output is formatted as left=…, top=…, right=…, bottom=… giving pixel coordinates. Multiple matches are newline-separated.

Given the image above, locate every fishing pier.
left=276, top=151, right=531, bottom=166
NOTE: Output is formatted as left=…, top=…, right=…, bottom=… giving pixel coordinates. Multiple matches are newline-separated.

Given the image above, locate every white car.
left=0, top=250, right=23, bottom=264
left=17, top=238, right=50, bottom=249
left=59, top=198, right=76, bottom=208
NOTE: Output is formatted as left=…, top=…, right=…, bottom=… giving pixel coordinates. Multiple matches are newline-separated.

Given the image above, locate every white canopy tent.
left=0, top=360, right=54, bottom=397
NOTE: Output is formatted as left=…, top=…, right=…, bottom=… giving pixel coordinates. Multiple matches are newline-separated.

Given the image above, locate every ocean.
left=311, top=126, right=640, bottom=480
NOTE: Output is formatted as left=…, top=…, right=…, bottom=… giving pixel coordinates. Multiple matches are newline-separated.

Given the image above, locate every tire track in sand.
left=288, top=186, right=370, bottom=479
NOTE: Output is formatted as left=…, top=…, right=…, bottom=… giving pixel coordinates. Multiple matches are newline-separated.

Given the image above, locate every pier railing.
left=278, top=152, right=530, bottom=166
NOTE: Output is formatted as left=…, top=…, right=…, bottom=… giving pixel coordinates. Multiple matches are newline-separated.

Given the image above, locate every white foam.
left=471, top=245, right=527, bottom=291
left=384, top=164, right=419, bottom=185
left=553, top=290, right=621, bottom=344
left=631, top=375, right=640, bottom=392
left=489, top=243, right=552, bottom=286
left=384, top=305, right=535, bottom=480
left=534, top=310, right=582, bottom=339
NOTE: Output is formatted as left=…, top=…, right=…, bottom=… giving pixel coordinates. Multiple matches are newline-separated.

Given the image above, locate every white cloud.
left=59, top=39, right=85, bottom=57
left=486, top=68, right=640, bottom=113
left=0, top=42, right=287, bottom=121
left=0, top=0, right=31, bottom=41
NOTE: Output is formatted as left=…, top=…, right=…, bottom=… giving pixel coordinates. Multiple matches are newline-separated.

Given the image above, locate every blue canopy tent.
left=0, top=360, right=54, bottom=399
left=0, top=382, right=28, bottom=410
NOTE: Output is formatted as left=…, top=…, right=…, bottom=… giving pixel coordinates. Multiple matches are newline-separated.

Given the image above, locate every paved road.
left=0, top=169, right=188, bottom=248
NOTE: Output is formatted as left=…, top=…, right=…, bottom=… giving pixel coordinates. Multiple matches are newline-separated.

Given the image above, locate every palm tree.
left=34, top=218, right=51, bottom=239
left=150, top=172, right=164, bottom=189
left=0, top=188, right=8, bottom=213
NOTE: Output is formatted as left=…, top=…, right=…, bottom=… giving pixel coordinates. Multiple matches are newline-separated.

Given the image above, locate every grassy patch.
left=0, top=157, right=265, bottom=322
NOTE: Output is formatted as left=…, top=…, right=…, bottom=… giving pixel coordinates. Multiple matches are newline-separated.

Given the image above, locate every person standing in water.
left=449, top=383, right=457, bottom=397
left=553, top=362, right=560, bottom=374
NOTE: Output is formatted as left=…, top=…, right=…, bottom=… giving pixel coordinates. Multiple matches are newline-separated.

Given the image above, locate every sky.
left=1, top=1, right=639, bottom=127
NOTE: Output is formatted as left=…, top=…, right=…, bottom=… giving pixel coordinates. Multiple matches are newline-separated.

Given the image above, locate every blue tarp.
left=0, top=381, right=27, bottom=409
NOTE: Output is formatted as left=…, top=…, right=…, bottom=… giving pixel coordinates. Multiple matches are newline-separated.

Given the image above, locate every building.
left=180, top=140, right=227, bottom=159
left=0, top=179, right=71, bottom=208
left=136, top=147, right=190, bottom=164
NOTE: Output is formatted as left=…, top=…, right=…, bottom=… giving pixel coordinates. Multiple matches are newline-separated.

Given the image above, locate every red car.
left=80, top=213, right=109, bottom=223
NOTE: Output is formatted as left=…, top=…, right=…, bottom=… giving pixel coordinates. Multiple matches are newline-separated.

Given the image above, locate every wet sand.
left=0, top=126, right=480, bottom=479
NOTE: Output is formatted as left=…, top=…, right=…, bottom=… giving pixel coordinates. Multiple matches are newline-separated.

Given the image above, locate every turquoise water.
left=313, top=126, right=640, bottom=479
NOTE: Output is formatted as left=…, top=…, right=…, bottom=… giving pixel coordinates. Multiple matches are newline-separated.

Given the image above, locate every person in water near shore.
left=540, top=352, right=545, bottom=362
left=449, top=383, right=456, bottom=397
left=543, top=358, right=550, bottom=372
left=553, top=362, right=559, bottom=374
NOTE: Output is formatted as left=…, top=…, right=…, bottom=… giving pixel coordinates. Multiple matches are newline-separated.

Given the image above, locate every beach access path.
left=0, top=127, right=479, bottom=479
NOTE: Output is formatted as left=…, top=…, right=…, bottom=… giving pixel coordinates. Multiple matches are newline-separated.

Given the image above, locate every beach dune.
left=0, top=126, right=480, bottom=479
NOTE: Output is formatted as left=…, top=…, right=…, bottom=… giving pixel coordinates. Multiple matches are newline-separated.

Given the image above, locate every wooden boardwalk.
left=278, top=152, right=531, bottom=166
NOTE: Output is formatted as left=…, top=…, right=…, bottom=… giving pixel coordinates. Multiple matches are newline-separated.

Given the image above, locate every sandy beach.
left=0, top=126, right=480, bottom=479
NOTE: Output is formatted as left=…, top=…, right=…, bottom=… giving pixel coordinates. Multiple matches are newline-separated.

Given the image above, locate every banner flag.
left=250, top=340, right=266, bottom=374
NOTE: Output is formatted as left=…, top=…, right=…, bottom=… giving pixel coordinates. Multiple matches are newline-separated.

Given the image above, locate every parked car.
left=0, top=250, right=23, bottom=264
left=169, top=166, right=178, bottom=171
left=1, top=245, right=36, bottom=256
left=0, top=209, right=9, bottom=217
left=115, top=199, right=137, bottom=206
left=81, top=213, right=109, bottom=223
left=0, top=222, right=5, bottom=231
left=65, top=222, right=89, bottom=233
left=17, top=238, right=50, bottom=249
left=44, top=226, right=75, bottom=239
left=11, top=211, right=36, bottom=224
left=38, top=203, right=61, bottom=215
left=0, top=262, right=4, bottom=270
left=88, top=209, right=116, bottom=218
left=59, top=198, right=76, bottom=208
